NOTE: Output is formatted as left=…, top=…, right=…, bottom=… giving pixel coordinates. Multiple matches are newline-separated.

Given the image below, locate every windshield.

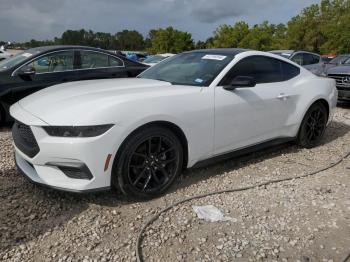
left=138, top=52, right=234, bottom=86
left=344, top=58, right=350, bottom=65
left=0, top=50, right=39, bottom=71
left=143, top=55, right=167, bottom=63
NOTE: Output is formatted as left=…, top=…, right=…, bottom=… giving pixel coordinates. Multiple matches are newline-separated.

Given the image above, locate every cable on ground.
left=136, top=150, right=350, bottom=262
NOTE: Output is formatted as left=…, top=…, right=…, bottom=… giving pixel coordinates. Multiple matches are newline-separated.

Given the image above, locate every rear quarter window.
left=281, top=61, right=300, bottom=81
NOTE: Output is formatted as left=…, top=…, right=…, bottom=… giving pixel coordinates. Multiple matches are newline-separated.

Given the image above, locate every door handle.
left=277, top=93, right=290, bottom=100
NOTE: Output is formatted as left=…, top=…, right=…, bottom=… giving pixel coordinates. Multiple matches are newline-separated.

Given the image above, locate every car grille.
left=328, top=74, right=350, bottom=90
left=12, top=121, right=40, bottom=158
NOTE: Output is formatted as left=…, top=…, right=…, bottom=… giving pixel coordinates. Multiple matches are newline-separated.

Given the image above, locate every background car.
left=321, top=54, right=337, bottom=64
left=319, top=54, right=350, bottom=76
left=0, top=50, right=12, bottom=61
left=10, top=49, right=337, bottom=198
left=0, top=45, right=149, bottom=123
left=143, top=53, right=175, bottom=66
left=327, top=57, right=350, bottom=101
left=269, top=50, right=322, bottom=74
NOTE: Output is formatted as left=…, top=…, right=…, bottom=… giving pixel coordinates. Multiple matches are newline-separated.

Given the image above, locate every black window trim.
left=218, top=55, right=300, bottom=86
left=12, top=49, right=125, bottom=76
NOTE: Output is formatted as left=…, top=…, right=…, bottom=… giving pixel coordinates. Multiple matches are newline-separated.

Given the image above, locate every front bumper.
left=10, top=103, right=122, bottom=193
left=15, top=152, right=110, bottom=193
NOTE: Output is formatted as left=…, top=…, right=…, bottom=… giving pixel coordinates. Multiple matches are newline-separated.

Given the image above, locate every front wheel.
left=297, top=102, right=328, bottom=148
left=0, top=103, right=6, bottom=125
left=112, top=126, right=183, bottom=199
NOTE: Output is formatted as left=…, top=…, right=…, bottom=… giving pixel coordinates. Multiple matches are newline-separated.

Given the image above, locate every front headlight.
left=43, top=124, right=114, bottom=137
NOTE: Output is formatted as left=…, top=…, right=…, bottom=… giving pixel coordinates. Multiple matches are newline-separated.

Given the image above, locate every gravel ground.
left=1, top=105, right=350, bottom=262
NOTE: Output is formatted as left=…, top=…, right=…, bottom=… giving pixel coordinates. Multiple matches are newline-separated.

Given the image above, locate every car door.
left=214, top=56, right=299, bottom=155
left=76, top=50, right=129, bottom=80
left=11, top=50, right=77, bottom=102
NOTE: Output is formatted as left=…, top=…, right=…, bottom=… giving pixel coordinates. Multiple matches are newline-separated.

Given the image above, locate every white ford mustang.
left=10, top=49, right=337, bottom=198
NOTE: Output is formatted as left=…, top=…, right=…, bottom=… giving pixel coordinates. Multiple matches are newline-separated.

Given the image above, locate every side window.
left=80, top=51, right=109, bottom=69
left=291, top=53, right=303, bottom=65
left=281, top=61, right=300, bottom=81
left=303, top=53, right=320, bottom=65
left=109, top=56, right=123, bottom=67
left=31, top=51, right=74, bottom=73
left=220, top=56, right=283, bottom=85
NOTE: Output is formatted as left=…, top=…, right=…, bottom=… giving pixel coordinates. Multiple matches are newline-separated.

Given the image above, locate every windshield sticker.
left=195, top=78, right=204, bottom=83
left=22, top=53, right=33, bottom=58
left=202, top=54, right=227, bottom=61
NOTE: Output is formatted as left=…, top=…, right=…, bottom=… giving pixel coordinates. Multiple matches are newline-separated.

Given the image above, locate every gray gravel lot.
left=1, top=105, right=350, bottom=262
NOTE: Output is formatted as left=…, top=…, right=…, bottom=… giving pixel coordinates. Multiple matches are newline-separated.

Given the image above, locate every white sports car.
left=10, top=49, right=337, bottom=198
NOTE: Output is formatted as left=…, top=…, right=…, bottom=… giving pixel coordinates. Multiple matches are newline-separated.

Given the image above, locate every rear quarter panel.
left=287, top=74, right=337, bottom=137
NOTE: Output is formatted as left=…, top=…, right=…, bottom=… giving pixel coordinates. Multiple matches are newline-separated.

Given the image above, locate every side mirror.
left=18, top=65, right=36, bottom=76
left=223, top=76, right=256, bottom=90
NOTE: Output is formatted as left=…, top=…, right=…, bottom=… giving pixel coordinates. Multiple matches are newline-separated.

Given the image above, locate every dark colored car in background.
left=321, top=54, right=350, bottom=76
left=0, top=46, right=149, bottom=123
left=327, top=57, right=350, bottom=102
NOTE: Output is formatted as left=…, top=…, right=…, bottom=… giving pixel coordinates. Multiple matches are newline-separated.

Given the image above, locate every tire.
left=297, top=102, right=328, bottom=148
left=0, top=103, right=6, bottom=126
left=112, top=126, right=183, bottom=199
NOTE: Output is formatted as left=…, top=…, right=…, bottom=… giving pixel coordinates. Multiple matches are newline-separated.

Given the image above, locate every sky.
left=0, top=0, right=320, bottom=42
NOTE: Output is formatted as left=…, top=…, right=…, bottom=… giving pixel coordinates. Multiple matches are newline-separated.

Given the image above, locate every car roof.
left=186, top=48, right=250, bottom=56
left=270, top=50, right=320, bottom=56
left=26, top=45, right=113, bottom=54
left=270, top=50, right=294, bottom=54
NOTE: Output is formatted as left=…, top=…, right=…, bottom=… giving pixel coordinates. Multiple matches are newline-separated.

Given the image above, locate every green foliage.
left=209, top=21, right=249, bottom=48
left=146, top=27, right=194, bottom=54
left=10, top=0, right=350, bottom=54
left=115, top=30, right=144, bottom=50
left=285, top=0, right=350, bottom=53
left=61, top=29, right=116, bottom=50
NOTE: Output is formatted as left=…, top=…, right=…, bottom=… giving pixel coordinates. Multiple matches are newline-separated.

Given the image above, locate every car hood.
left=18, top=78, right=193, bottom=125
left=327, top=65, right=350, bottom=75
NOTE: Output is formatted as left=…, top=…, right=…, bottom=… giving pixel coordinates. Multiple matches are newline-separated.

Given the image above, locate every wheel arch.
left=296, top=97, right=330, bottom=136
left=112, top=120, right=189, bottom=174
left=308, top=98, right=330, bottom=121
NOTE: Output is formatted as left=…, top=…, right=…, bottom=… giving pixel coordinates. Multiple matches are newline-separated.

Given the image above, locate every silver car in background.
left=327, top=57, right=350, bottom=102
left=269, top=50, right=322, bottom=74
left=321, top=54, right=350, bottom=76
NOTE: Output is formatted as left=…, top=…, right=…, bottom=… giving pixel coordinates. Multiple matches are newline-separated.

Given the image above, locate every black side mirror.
left=18, top=65, right=36, bottom=76
left=223, top=76, right=256, bottom=90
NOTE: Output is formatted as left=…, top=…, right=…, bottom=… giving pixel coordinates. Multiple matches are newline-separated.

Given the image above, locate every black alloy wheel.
left=113, top=127, right=183, bottom=198
left=0, top=104, right=5, bottom=125
left=297, top=102, right=328, bottom=148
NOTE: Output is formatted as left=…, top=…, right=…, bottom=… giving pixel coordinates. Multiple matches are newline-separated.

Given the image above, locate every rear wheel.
left=297, top=102, right=328, bottom=148
left=112, top=126, right=183, bottom=199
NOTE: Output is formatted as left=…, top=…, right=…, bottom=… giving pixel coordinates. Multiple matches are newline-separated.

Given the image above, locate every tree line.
left=5, top=0, right=350, bottom=54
